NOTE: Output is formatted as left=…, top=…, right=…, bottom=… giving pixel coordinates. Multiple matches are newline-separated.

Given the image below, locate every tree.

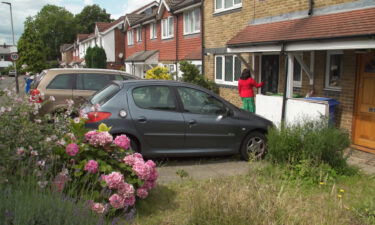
left=17, top=17, right=47, bottom=73
left=145, top=66, right=172, bottom=80
left=85, top=46, right=107, bottom=69
left=18, top=5, right=78, bottom=63
left=75, top=5, right=112, bottom=34
left=179, top=61, right=219, bottom=94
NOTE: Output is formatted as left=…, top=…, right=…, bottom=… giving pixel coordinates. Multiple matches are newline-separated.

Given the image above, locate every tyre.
left=240, top=131, right=267, bottom=160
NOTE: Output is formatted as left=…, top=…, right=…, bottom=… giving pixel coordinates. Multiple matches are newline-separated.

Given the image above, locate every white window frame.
left=136, top=27, right=142, bottom=42
left=215, top=55, right=242, bottom=86
left=293, top=54, right=303, bottom=88
left=161, top=16, right=174, bottom=39
left=325, top=50, right=343, bottom=90
left=183, top=8, right=201, bottom=35
left=127, top=29, right=134, bottom=46
left=150, top=23, right=157, bottom=39
left=214, top=0, right=242, bottom=13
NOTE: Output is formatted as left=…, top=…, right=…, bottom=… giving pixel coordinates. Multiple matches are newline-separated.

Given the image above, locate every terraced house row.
left=60, top=0, right=375, bottom=154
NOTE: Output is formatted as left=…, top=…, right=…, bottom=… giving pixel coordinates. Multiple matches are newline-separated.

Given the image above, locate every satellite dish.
left=118, top=53, right=124, bottom=59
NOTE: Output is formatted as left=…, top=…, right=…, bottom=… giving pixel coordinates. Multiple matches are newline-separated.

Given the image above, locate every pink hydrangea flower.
left=142, top=180, right=157, bottom=190
left=113, top=135, right=130, bottom=150
left=145, top=160, right=156, bottom=168
left=91, top=202, right=106, bottom=214
left=109, top=194, right=125, bottom=209
left=123, top=153, right=144, bottom=166
left=136, top=188, right=149, bottom=199
left=117, top=182, right=135, bottom=198
left=132, top=160, right=152, bottom=180
left=103, top=172, right=124, bottom=189
left=124, top=196, right=136, bottom=206
left=87, top=131, right=113, bottom=147
left=84, top=160, right=98, bottom=174
left=65, top=143, right=79, bottom=156
left=84, top=130, right=97, bottom=141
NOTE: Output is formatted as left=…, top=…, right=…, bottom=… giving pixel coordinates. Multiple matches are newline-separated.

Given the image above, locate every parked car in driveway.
left=82, top=80, right=273, bottom=160
left=29, top=68, right=137, bottom=115
left=8, top=70, right=16, bottom=76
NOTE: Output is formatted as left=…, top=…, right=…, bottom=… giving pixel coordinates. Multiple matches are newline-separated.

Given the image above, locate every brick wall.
left=114, top=28, right=125, bottom=64
left=125, top=7, right=202, bottom=62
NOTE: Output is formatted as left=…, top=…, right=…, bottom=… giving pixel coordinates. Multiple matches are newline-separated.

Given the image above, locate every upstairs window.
left=150, top=23, right=157, bottom=39
left=136, top=27, right=142, bottom=42
left=215, top=0, right=242, bottom=13
left=127, top=29, right=134, bottom=45
left=162, top=16, right=174, bottom=39
left=184, top=8, right=201, bottom=35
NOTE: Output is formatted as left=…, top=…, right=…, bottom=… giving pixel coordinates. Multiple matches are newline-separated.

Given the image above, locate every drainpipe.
left=174, top=12, right=179, bottom=80
left=201, top=0, right=205, bottom=76
left=308, top=0, right=314, bottom=16
left=281, top=42, right=288, bottom=122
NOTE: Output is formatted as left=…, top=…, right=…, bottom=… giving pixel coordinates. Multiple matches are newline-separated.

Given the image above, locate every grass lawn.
left=135, top=162, right=375, bottom=225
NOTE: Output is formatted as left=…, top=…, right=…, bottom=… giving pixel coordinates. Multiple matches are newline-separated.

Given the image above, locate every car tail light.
left=86, top=111, right=112, bottom=123
left=29, top=89, right=43, bottom=103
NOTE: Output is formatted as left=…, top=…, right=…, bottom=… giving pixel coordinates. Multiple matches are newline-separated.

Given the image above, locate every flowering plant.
left=54, top=119, right=158, bottom=216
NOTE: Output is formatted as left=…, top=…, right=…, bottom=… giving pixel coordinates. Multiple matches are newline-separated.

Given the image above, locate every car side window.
left=47, top=74, right=74, bottom=89
left=177, top=87, right=226, bottom=115
left=76, top=73, right=110, bottom=91
left=132, top=86, right=176, bottom=111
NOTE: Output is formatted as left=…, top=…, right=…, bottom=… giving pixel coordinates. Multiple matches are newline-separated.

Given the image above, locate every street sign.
left=10, top=52, right=18, bottom=61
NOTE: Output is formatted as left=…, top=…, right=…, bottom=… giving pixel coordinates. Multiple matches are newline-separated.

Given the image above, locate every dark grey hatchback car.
left=82, top=80, right=273, bottom=160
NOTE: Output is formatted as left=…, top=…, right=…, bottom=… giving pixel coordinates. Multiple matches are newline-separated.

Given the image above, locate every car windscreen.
left=90, top=83, right=120, bottom=106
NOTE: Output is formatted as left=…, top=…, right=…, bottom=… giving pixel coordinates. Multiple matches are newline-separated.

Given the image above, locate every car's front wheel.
left=240, top=131, right=267, bottom=160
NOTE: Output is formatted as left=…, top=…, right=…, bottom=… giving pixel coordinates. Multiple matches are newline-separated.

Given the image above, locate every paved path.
left=157, top=149, right=375, bottom=183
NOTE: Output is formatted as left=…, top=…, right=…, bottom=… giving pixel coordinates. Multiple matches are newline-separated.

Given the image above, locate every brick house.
left=203, top=0, right=375, bottom=153
left=0, top=44, right=13, bottom=70
left=124, top=0, right=202, bottom=78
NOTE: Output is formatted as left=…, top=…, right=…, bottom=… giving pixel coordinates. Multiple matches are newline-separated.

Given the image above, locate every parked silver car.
left=82, top=80, right=273, bottom=160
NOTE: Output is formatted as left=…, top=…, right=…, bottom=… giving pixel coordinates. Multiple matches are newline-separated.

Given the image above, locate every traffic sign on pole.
left=10, top=52, right=19, bottom=61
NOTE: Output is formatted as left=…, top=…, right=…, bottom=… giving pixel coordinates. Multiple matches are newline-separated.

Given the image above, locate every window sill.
left=213, top=6, right=242, bottom=17
left=183, top=31, right=201, bottom=36
left=161, top=37, right=174, bottom=41
left=323, top=87, right=342, bottom=92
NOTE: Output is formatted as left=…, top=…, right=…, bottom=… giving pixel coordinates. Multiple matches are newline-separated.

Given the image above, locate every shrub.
left=145, top=66, right=172, bottom=80
left=179, top=61, right=219, bottom=94
left=85, top=46, right=107, bottom=69
left=266, top=119, right=351, bottom=173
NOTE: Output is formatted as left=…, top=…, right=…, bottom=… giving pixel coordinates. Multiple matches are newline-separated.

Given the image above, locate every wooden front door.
left=353, top=52, right=375, bottom=149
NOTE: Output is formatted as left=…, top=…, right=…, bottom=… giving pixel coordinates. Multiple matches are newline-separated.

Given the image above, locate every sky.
left=0, top=0, right=155, bottom=45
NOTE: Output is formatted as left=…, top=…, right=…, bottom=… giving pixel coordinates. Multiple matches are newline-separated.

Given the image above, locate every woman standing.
left=238, top=69, right=264, bottom=113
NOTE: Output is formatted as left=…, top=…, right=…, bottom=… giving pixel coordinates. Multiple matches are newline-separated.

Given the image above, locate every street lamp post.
left=2, top=1, right=19, bottom=94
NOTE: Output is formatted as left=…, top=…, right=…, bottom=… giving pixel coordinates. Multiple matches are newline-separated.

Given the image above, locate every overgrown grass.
left=134, top=163, right=375, bottom=225
left=266, top=119, right=351, bottom=173
left=0, top=178, right=107, bottom=225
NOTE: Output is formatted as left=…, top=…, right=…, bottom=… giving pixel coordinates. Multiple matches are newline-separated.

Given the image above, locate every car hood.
left=233, top=108, right=274, bottom=127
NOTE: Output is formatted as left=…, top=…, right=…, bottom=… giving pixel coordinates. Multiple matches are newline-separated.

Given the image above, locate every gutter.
left=201, top=0, right=205, bottom=76
left=227, top=33, right=375, bottom=49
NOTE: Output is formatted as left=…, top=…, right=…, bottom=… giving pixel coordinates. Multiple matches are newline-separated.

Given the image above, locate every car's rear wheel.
left=240, top=131, right=267, bottom=160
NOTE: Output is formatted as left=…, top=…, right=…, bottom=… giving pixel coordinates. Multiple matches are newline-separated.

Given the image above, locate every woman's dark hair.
left=240, top=68, right=251, bottom=80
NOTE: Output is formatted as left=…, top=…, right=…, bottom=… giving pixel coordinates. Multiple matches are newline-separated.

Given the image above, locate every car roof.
left=44, top=68, right=133, bottom=75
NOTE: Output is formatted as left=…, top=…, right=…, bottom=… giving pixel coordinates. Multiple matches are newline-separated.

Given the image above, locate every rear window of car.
left=47, top=74, right=75, bottom=89
left=90, top=83, right=121, bottom=105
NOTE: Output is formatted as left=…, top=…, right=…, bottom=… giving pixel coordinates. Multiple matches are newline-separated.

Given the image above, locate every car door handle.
left=188, top=119, right=197, bottom=125
left=137, top=116, right=147, bottom=123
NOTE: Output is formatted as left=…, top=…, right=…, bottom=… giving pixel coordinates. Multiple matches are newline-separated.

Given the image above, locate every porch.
left=226, top=7, right=375, bottom=153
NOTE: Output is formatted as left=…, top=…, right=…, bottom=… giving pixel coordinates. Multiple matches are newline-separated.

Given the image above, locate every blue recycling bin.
left=305, top=97, right=339, bottom=124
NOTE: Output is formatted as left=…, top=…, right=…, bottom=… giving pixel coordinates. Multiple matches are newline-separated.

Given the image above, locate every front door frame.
left=352, top=51, right=375, bottom=154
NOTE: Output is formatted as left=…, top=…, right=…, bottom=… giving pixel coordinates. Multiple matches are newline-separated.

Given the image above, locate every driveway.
left=156, top=149, right=375, bottom=184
